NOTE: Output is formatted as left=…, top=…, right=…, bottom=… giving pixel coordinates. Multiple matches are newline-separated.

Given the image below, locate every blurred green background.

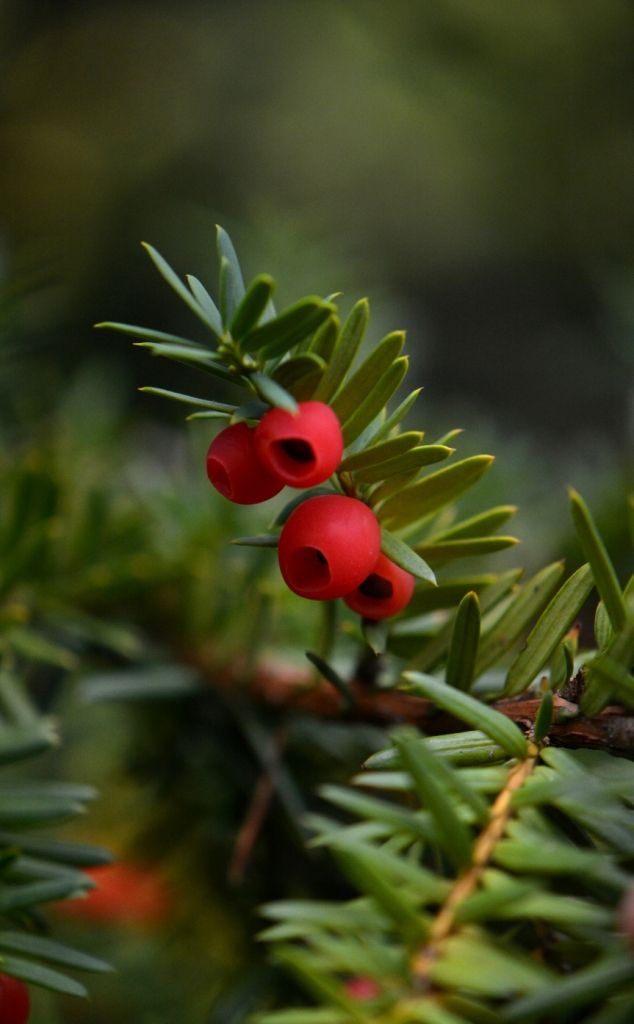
left=2, top=1, right=633, bottom=439
left=1, top=1, right=633, bottom=1020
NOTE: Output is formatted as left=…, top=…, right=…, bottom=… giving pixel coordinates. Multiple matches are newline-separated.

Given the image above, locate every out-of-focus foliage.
left=0, top=469, right=116, bottom=1005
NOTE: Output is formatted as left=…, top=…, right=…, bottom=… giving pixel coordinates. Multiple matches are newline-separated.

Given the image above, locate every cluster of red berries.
left=206, top=401, right=414, bottom=619
left=0, top=974, right=30, bottom=1024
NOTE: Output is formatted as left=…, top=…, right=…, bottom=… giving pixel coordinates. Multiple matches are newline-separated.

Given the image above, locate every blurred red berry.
left=344, top=976, right=381, bottom=1000
left=278, top=495, right=380, bottom=600
left=206, top=422, right=284, bottom=504
left=254, top=401, right=343, bottom=488
left=0, top=974, right=30, bottom=1024
left=618, top=888, right=634, bottom=950
left=343, top=552, right=415, bottom=619
left=61, top=863, right=172, bottom=928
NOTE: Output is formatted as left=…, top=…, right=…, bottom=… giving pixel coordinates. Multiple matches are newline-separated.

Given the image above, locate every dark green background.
left=1, top=4, right=633, bottom=1021
left=2, top=1, right=633, bottom=443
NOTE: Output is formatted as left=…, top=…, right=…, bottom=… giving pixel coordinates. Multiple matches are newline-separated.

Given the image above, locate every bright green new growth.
left=115, top=227, right=634, bottom=1023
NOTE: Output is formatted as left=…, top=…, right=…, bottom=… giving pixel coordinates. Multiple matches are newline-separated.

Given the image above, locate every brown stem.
left=227, top=771, right=276, bottom=886
left=184, top=650, right=634, bottom=753
left=410, top=741, right=540, bottom=983
left=227, top=724, right=288, bottom=886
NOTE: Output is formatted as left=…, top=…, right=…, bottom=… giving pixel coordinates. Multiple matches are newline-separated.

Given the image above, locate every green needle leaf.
left=313, top=299, right=369, bottom=402
left=401, top=1003, right=471, bottom=1024
left=582, top=617, right=634, bottom=715
left=331, top=844, right=425, bottom=940
left=341, top=357, right=409, bottom=446
left=434, top=427, right=464, bottom=446
left=370, top=387, right=423, bottom=443
left=352, top=445, right=453, bottom=484
left=314, top=830, right=449, bottom=900
left=133, top=342, right=238, bottom=381
left=368, top=469, right=420, bottom=507
left=257, top=1011, right=349, bottom=1024
left=0, top=954, right=89, bottom=998
left=380, top=529, right=436, bottom=584
left=141, top=242, right=221, bottom=335
left=414, top=537, right=519, bottom=564
left=305, top=652, right=355, bottom=709
left=0, top=722, right=60, bottom=769
left=366, top=730, right=507, bottom=769
left=95, top=322, right=203, bottom=347
left=186, top=411, right=232, bottom=422
left=216, top=226, right=246, bottom=324
left=230, top=400, right=270, bottom=422
left=251, top=373, right=299, bottom=414
left=260, top=899, right=388, bottom=932
left=475, top=561, right=565, bottom=678
left=0, top=794, right=84, bottom=827
left=308, top=315, right=339, bottom=362
left=273, top=947, right=366, bottom=1022
left=272, top=353, right=326, bottom=399
left=331, top=331, right=404, bottom=424
left=229, top=274, right=275, bottom=339
left=0, top=832, right=111, bottom=866
left=361, top=617, right=389, bottom=655
left=379, top=456, right=494, bottom=530
left=186, top=274, right=223, bottom=333
left=570, top=488, right=627, bottom=632
left=339, top=432, right=423, bottom=472
left=494, top=834, right=628, bottom=887
left=533, top=687, right=554, bottom=743
left=446, top=591, right=481, bottom=692
left=503, top=953, right=634, bottom=1022
left=6, top=630, right=76, bottom=671
left=320, top=784, right=433, bottom=841
left=0, top=932, right=112, bottom=973
left=594, top=600, right=614, bottom=651
left=0, top=878, right=90, bottom=913
left=230, top=535, right=279, bottom=548
left=404, top=569, right=523, bottom=675
left=244, top=298, right=335, bottom=359
left=402, top=575, right=498, bottom=617
left=504, top=563, right=594, bottom=697
left=139, top=387, right=235, bottom=412
left=392, top=729, right=473, bottom=869
left=402, top=673, right=528, bottom=759
left=432, top=933, right=552, bottom=997
left=80, top=665, right=200, bottom=703
left=431, top=505, right=518, bottom=541
left=549, top=634, right=576, bottom=691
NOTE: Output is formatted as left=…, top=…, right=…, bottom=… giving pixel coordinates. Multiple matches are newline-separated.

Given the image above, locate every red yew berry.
left=0, top=974, right=30, bottom=1024
left=60, top=863, right=172, bottom=928
left=344, top=977, right=381, bottom=1001
left=278, top=495, right=380, bottom=600
left=206, top=422, right=283, bottom=504
left=344, top=552, right=415, bottom=619
left=254, top=401, right=343, bottom=488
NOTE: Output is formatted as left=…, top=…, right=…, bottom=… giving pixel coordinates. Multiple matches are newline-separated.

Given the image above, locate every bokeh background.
left=1, top=2, right=633, bottom=1021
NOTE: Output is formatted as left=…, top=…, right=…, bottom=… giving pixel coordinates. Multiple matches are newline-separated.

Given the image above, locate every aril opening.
left=358, top=573, right=393, bottom=600
left=288, top=546, right=331, bottom=591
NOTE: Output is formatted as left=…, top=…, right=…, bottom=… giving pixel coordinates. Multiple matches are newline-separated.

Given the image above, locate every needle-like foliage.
left=114, top=227, right=634, bottom=1022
